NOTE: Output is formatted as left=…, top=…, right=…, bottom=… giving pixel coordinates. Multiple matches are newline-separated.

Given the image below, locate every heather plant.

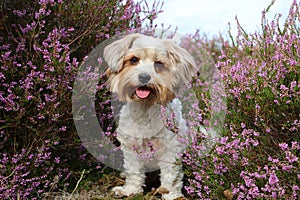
left=181, top=1, right=300, bottom=199
left=0, top=0, right=162, bottom=198
left=2, top=0, right=299, bottom=199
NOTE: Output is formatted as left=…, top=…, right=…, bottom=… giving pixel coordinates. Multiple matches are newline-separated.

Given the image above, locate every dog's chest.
left=117, top=104, right=165, bottom=138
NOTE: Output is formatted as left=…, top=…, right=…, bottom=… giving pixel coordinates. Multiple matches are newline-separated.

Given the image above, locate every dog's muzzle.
left=135, top=73, right=152, bottom=99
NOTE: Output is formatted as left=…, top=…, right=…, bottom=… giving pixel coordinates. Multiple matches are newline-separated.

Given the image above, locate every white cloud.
left=145, top=0, right=293, bottom=37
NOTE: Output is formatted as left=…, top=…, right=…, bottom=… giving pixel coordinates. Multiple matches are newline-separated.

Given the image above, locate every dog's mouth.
left=135, top=86, right=152, bottom=99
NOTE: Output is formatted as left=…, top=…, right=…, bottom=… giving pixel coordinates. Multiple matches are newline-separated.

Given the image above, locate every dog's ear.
left=164, top=39, right=196, bottom=83
left=105, top=67, right=112, bottom=77
left=103, top=34, right=141, bottom=72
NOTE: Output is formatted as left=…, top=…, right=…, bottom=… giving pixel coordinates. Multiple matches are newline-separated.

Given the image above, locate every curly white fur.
left=113, top=100, right=185, bottom=199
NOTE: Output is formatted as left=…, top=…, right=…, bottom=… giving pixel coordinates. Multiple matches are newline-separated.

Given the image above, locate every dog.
left=103, top=33, right=196, bottom=200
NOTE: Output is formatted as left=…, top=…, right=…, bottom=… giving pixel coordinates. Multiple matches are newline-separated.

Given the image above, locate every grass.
left=43, top=170, right=174, bottom=200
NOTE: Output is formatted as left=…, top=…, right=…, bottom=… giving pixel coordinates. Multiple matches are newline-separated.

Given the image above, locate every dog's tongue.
left=136, top=87, right=151, bottom=99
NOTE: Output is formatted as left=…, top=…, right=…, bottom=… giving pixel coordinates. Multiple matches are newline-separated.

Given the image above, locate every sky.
left=145, top=0, right=294, bottom=37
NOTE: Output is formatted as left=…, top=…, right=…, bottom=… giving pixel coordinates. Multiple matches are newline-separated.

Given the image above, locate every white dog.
left=104, top=33, right=196, bottom=200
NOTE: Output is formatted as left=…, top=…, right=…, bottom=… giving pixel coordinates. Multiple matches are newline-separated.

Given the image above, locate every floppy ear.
left=103, top=33, right=141, bottom=73
left=164, top=40, right=196, bottom=83
left=105, top=67, right=112, bottom=77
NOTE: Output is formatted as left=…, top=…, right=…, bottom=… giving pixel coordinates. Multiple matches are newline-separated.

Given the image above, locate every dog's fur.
left=104, top=33, right=196, bottom=200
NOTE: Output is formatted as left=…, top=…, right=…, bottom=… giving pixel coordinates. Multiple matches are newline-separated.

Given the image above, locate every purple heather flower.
left=278, top=143, right=288, bottom=150
left=268, top=173, right=279, bottom=185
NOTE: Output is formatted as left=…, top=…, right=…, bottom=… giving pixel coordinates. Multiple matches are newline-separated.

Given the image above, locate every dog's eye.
left=154, top=61, right=165, bottom=72
left=129, top=56, right=139, bottom=65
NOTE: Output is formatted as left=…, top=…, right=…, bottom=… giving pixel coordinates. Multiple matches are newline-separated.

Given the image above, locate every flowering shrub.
left=181, top=1, right=300, bottom=199
left=0, top=0, right=162, bottom=198
left=0, top=141, right=71, bottom=199
left=1, top=0, right=299, bottom=199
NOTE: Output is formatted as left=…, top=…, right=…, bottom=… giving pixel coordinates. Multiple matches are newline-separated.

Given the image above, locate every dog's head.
left=104, top=33, right=196, bottom=105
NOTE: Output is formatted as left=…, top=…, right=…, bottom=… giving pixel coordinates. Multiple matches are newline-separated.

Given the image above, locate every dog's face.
left=104, top=33, right=196, bottom=105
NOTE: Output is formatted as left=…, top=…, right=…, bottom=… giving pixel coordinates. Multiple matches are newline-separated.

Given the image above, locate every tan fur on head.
left=103, top=33, right=196, bottom=105
left=163, top=39, right=196, bottom=84
left=104, top=34, right=141, bottom=73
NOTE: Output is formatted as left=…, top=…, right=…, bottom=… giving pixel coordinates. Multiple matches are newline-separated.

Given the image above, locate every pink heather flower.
left=292, top=185, right=299, bottom=191
left=241, top=123, right=246, bottom=129
left=67, top=27, right=74, bottom=32
left=278, top=143, right=288, bottom=150
left=193, top=172, right=202, bottom=181
left=54, top=157, right=60, bottom=164
left=1, top=51, right=11, bottom=59
left=286, top=151, right=298, bottom=163
left=268, top=157, right=273, bottom=162
left=97, top=57, right=103, bottom=65
left=282, top=164, right=293, bottom=172
left=280, top=84, right=288, bottom=91
left=184, top=186, right=194, bottom=194
left=291, top=141, right=299, bottom=150
left=26, top=95, right=34, bottom=100
left=13, top=9, right=27, bottom=17
left=290, top=81, right=297, bottom=90
left=220, top=136, right=228, bottom=144
left=59, top=126, right=67, bottom=132
left=253, top=131, right=259, bottom=136
left=271, top=191, right=277, bottom=198
left=292, top=185, right=299, bottom=198
left=268, top=173, right=279, bottom=185
left=255, top=104, right=260, bottom=110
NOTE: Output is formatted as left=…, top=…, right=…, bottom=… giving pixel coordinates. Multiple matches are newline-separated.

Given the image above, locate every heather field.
left=0, top=0, right=299, bottom=199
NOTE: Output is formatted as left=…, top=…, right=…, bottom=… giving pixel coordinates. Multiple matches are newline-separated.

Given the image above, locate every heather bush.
left=1, top=0, right=299, bottom=199
left=0, top=0, right=162, bottom=198
left=182, top=1, right=300, bottom=199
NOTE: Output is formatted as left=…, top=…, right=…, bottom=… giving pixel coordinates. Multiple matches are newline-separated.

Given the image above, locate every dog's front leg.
left=159, top=161, right=184, bottom=200
left=112, top=150, right=145, bottom=197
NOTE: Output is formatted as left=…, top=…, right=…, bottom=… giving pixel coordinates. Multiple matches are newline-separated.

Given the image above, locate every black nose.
left=138, top=73, right=151, bottom=84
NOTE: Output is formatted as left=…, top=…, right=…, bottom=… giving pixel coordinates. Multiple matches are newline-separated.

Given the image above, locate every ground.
left=42, top=171, right=189, bottom=200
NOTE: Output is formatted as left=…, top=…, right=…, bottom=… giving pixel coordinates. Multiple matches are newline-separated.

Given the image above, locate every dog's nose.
left=138, top=73, right=151, bottom=83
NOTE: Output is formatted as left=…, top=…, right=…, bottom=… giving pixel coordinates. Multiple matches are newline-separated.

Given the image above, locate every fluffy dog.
left=104, top=33, right=196, bottom=200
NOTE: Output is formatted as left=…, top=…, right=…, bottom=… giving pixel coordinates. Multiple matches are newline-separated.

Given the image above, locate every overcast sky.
left=146, top=0, right=293, bottom=37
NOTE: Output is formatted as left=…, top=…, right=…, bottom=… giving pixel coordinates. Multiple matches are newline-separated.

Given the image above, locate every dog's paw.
left=162, top=192, right=185, bottom=200
left=111, top=186, right=127, bottom=197
left=112, top=186, right=143, bottom=197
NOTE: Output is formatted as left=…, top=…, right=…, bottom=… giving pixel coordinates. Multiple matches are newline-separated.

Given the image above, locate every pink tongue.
left=136, top=87, right=151, bottom=99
